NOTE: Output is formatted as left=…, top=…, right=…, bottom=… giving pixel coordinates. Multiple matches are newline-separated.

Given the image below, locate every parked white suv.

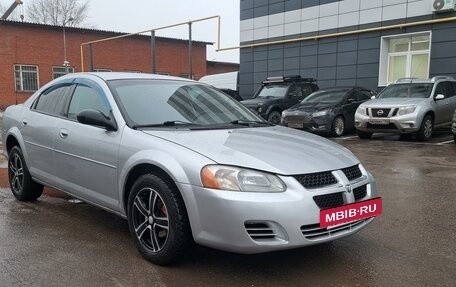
left=355, top=76, right=456, bottom=141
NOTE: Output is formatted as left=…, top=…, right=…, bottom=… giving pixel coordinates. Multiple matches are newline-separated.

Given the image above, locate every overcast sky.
left=2, top=0, right=240, bottom=62
left=87, top=0, right=241, bottom=63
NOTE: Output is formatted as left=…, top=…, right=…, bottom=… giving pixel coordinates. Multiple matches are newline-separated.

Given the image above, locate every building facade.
left=0, top=20, right=238, bottom=109
left=239, top=0, right=456, bottom=99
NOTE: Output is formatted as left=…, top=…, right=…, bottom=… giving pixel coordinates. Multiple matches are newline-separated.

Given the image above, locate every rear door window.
left=33, top=84, right=72, bottom=116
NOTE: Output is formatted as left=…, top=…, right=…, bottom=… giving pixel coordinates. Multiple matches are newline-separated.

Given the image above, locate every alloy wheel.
left=334, top=117, right=345, bottom=136
left=423, top=119, right=433, bottom=139
left=132, top=187, right=169, bottom=252
left=9, top=153, right=24, bottom=194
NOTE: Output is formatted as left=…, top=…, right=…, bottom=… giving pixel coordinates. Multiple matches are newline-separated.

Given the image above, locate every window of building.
left=93, top=68, right=112, bottom=72
left=53, top=66, right=75, bottom=79
left=15, top=65, right=39, bottom=92
left=379, top=32, right=431, bottom=86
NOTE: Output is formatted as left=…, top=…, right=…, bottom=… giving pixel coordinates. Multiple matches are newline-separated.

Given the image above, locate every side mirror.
left=371, top=95, right=376, bottom=99
left=435, top=94, right=445, bottom=100
left=77, top=109, right=117, bottom=131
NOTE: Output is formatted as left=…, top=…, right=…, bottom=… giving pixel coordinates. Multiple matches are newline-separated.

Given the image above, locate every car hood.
left=285, top=102, right=335, bottom=113
left=143, top=126, right=358, bottom=175
left=361, top=97, right=428, bottom=108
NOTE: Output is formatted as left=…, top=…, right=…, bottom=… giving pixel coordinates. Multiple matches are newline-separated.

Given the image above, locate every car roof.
left=65, top=72, right=196, bottom=82
left=393, top=76, right=456, bottom=84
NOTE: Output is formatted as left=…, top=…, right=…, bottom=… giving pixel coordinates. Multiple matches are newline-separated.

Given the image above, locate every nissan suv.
left=355, top=76, right=456, bottom=141
left=241, top=76, right=319, bottom=124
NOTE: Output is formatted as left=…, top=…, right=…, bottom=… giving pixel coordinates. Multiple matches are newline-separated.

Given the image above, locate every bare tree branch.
left=25, top=0, right=89, bottom=26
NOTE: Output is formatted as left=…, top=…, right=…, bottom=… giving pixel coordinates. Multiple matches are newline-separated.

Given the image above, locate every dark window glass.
left=301, top=84, right=313, bottom=96
left=443, top=81, right=455, bottom=98
left=68, top=85, right=111, bottom=120
left=34, top=85, right=71, bottom=116
left=287, top=85, right=302, bottom=97
left=359, top=90, right=373, bottom=101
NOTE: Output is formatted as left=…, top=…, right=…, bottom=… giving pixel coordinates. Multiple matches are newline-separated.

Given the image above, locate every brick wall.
left=206, top=61, right=239, bottom=75
left=0, top=21, right=209, bottom=109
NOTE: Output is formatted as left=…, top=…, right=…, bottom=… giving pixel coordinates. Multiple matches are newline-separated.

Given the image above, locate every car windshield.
left=108, top=79, right=262, bottom=126
left=301, top=90, right=348, bottom=104
left=378, top=83, right=433, bottom=99
left=255, top=85, right=288, bottom=99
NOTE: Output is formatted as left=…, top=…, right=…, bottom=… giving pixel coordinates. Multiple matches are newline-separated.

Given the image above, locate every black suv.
left=241, top=76, right=319, bottom=124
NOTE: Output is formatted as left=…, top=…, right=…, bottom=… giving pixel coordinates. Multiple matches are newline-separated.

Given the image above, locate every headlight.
left=397, top=106, right=417, bottom=116
left=356, top=107, right=367, bottom=116
left=201, top=165, right=286, bottom=192
left=312, top=110, right=329, bottom=117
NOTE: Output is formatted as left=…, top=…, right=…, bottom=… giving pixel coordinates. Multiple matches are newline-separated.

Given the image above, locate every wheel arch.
left=122, top=163, right=180, bottom=216
left=5, top=128, right=27, bottom=159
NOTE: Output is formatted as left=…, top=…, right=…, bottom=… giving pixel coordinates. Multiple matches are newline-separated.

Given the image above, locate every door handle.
left=59, top=129, right=69, bottom=138
left=21, top=119, right=28, bottom=126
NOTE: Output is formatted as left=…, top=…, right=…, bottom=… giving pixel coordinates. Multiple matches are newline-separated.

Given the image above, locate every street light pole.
left=63, top=17, right=74, bottom=74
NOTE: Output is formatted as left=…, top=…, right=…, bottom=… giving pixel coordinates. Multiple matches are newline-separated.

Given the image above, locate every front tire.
left=417, top=115, right=433, bottom=141
left=8, top=146, right=43, bottom=201
left=330, top=116, right=345, bottom=137
left=357, top=129, right=372, bottom=139
left=127, top=174, right=192, bottom=265
left=267, top=111, right=281, bottom=125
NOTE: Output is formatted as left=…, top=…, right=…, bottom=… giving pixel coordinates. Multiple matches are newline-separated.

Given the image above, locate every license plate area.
left=369, top=119, right=390, bottom=125
left=288, top=122, right=303, bottom=128
left=320, top=198, right=382, bottom=228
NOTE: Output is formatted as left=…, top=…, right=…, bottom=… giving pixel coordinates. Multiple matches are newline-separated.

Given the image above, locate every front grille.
left=366, top=123, right=397, bottom=129
left=313, top=192, right=344, bottom=209
left=353, top=185, right=367, bottom=201
left=244, top=222, right=277, bottom=241
left=371, top=108, right=391, bottom=118
left=300, top=220, right=366, bottom=240
left=294, top=171, right=338, bottom=189
left=341, top=165, right=362, bottom=181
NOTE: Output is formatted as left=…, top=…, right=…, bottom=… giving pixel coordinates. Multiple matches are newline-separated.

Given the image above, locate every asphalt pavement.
left=0, top=133, right=455, bottom=287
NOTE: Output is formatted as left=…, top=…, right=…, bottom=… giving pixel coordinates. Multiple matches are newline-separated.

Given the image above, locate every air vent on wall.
left=432, top=0, right=455, bottom=13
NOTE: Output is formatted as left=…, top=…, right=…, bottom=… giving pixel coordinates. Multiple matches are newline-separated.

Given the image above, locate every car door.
left=52, top=78, right=121, bottom=210
left=433, top=81, right=453, bottom=125
left=20, top=81, right=73, bottom=183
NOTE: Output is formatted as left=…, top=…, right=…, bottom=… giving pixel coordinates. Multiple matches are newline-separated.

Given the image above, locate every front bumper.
left=355, top=112, right=421, bottom=134
left=281, top=115, right=331, bottom=133
left=177, top=169, right=378, bottom=254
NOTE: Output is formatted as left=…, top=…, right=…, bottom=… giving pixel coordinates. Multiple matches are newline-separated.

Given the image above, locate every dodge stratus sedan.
left=2, top=73, right=379, bottom=265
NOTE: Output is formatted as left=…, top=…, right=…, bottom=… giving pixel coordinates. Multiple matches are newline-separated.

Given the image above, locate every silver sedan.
left=2, top=73, right=379, bottom=265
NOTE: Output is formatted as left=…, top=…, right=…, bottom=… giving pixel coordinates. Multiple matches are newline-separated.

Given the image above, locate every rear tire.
left=8, top=146, right=43, bottom=201
left=330, top=116, right=345, bottom=137
left=267, top=111, right=282, bottom=125
left=357, top=130, right=372, bottom=139
left=417, top=115, right=433, bottom=141
left=127, top=174, right=192, bottom=265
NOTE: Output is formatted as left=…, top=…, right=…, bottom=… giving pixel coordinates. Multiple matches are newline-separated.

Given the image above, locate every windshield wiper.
left=132, top=120, right=196, bottom=129
left=229, top=120, right=274, bottom=126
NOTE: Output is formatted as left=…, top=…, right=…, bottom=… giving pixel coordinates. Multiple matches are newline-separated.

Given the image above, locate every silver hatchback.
left=2, top=73, right=378, bottom=265
left=355, top=76, right=456, bottom=141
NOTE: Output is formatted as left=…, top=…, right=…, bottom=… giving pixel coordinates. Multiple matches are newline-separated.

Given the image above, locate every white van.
left=199, top=71, right=242, bottom=101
